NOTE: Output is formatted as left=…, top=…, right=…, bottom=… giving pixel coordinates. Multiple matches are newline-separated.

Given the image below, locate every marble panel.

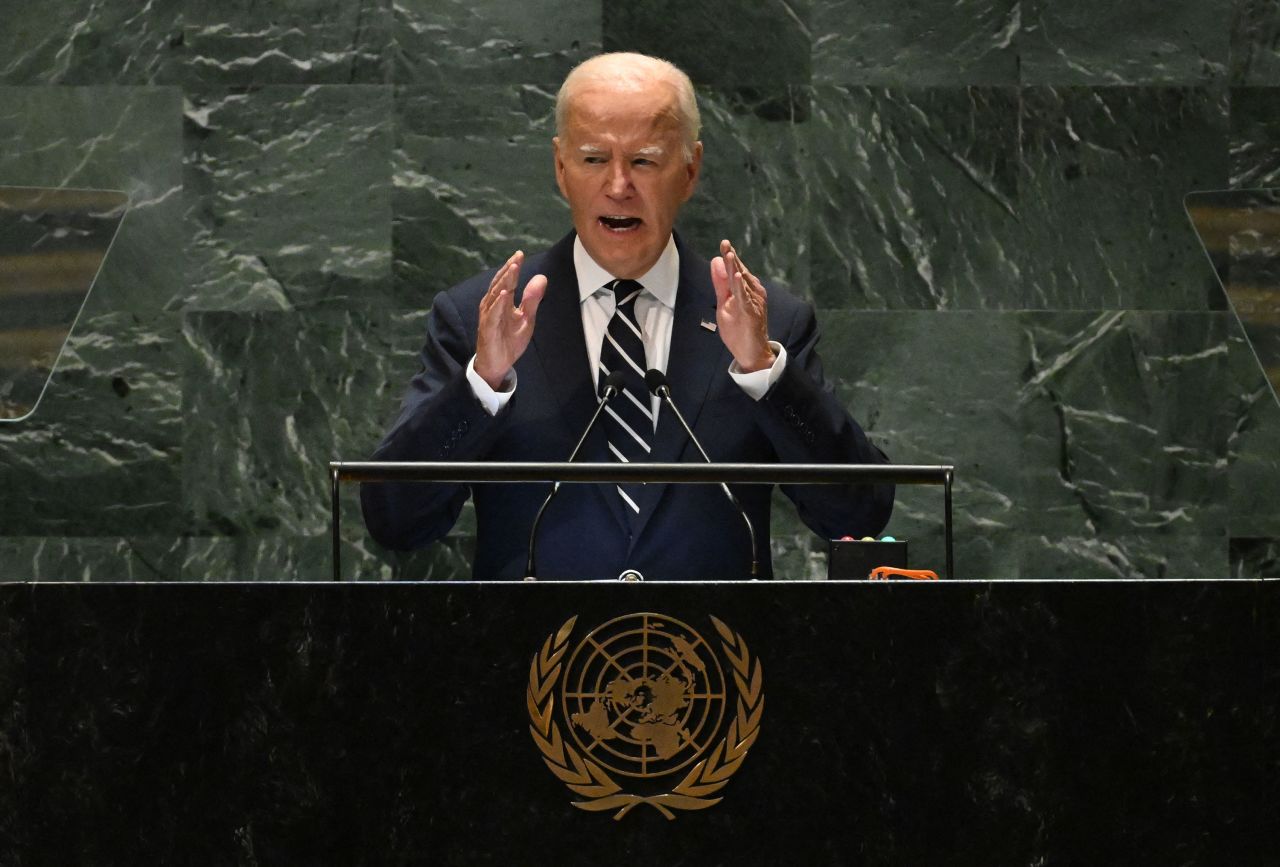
left=1229, top=87, right=1280, bottom=187
left=5, top=583, right=1274, bottom=860
left=602, top=0, right=811, bottom=88
left=0, top=86, right=184, bottom=313
left=0, top=187, right=129, bottom=422
left=392, top=84, right=565, bottom=304
left=1185, top=188, right=1280, bottom=404
left=1226, top=328, right=1280, bottom=537
left=0, top=0, right=182, bottom=85
left=182, top=86, right=393, bottom=311
left=817, top=311, right=1024, bottom=579
left=1016, top=532, right=1227, bottom=580
left=0, top=538, right=187, bottom=582
left=1229, top=537, right=1280, bottom=577
left=1231, top=0, right=1280, bottom=85
left=392, top=0, right=600, bottom=87
left=180, top=530, right=475, bottom=583
left=767, top=489, right=829, bottom=581
left=1016, top=313, right=1234, bottom=573
left=677, top=88, right=810, bottom=295
left=1020, top=0, right=1229, bottom=85
left=0, top=311, right=184, bottom=536
left=179, top=0, right=392, bottom=86
left=1227, top=193, right=1280, bottom=402
left=180, top=309, right=425, bottom=538
left=1018, top=87, right=1228, bottom=310
left=808, top=87, right=1022, bottom=309
left=0, top=588, right=28, bottom=852
left=812, top=0, right=1019, bottom=86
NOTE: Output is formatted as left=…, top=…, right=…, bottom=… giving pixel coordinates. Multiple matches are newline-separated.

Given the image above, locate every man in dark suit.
left=362, top=52, right=892, bottom=580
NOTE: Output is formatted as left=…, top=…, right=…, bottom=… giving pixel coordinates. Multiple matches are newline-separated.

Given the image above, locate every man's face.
left=554, top=82, right=702, bottom=280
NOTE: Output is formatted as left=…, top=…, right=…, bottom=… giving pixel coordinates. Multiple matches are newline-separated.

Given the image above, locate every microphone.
left=644, top=369, right=758, bottom=578
left=525, top=370, right=625, bottom=580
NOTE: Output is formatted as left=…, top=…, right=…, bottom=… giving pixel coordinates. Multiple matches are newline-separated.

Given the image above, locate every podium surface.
left=2, top=580, right=1276, bottom=865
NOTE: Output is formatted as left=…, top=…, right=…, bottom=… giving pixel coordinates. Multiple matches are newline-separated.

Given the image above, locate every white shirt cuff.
left=729, top=341, right=786, bottom=401
left=466, top=356, right=516, bottom=416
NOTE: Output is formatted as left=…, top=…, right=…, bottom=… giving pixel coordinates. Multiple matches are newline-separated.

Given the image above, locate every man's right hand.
left=474, top=250, right=547, bottom=390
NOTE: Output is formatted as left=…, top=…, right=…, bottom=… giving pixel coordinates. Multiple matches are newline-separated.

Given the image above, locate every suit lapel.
left=527, top=233, right=632, bottom=535
left=629, top=238, right=728, bottom=548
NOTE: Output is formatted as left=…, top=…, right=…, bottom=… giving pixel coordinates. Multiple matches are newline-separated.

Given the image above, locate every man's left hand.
left=711, top=239, right=775, bottom=373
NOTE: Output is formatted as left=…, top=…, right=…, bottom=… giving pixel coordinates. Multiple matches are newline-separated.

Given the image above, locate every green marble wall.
left=1, top=0, right=1278, bottom=580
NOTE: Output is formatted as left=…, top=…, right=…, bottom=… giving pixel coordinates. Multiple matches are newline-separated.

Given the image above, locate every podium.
left=1, top=579, right=1276, bottom=864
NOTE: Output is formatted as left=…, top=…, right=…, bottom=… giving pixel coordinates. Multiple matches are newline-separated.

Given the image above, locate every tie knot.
left=609, top=279, right=643, bottom=307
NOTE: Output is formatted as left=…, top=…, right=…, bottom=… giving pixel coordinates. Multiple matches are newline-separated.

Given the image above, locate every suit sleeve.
left=360, top=288, right=514, bottom=550
left=751, top=298, right=894, bottom=539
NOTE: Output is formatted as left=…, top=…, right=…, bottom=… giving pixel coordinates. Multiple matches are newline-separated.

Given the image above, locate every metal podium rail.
left=330, top=461, right=955, bottom=581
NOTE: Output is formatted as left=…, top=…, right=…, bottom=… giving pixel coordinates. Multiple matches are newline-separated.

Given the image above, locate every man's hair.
left=555, top=52, right=701, bottom=163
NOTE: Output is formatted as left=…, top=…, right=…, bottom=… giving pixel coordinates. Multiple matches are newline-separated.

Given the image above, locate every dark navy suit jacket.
left=361, top=232, right=893, bottom=580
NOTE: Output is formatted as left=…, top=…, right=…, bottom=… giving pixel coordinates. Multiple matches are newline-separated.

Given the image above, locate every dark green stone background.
left=1, top=0, right=1278, bottom=580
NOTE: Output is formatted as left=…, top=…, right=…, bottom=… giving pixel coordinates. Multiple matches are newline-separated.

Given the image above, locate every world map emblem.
left=527, top=612, right=764, bottom=819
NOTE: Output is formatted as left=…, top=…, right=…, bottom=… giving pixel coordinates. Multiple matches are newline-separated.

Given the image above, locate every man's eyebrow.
left=576, top=144, right=606, bottom=155
left=635, top=146, right=665, bottom=158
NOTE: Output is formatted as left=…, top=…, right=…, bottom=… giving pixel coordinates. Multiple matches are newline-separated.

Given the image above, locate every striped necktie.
left=597, top=279, right=652, bottom=522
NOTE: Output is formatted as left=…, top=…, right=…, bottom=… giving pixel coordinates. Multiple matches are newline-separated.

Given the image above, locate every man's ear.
left=552, top=136, right=568, bottom=199
left=683, top=141, right=704, bottom=202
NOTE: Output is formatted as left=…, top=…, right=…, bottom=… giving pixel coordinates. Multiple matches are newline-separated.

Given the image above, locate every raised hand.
left=474, top=250, right=547, bottom=389
left=710, top=239, right=774, bottom=373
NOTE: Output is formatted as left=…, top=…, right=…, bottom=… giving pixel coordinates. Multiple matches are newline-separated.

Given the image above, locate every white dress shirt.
left=465, top=235, right=786, bottom=420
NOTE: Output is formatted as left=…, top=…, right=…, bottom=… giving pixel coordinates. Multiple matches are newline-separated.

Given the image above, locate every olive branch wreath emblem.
left=526, top=614, right=764, bottom=820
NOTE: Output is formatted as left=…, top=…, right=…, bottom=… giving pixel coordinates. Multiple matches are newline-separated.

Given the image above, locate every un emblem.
left=527, top=612, right=764, bottom=819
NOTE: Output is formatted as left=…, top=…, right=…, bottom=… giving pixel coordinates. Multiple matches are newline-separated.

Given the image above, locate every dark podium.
left=2, top=579, right=1277, bottom=865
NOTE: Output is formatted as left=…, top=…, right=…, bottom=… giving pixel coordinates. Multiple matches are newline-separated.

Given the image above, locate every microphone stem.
left=526, top=386, right=617, bottom=579
left=657, top=387, right=759, bottom=578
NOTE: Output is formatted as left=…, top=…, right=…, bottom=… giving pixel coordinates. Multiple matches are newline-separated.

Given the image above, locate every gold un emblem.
left=527, top=612, right=764, bottom=820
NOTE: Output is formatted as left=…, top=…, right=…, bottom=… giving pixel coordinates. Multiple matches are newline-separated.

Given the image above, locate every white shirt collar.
left=573, top=234, right=679, bottom=308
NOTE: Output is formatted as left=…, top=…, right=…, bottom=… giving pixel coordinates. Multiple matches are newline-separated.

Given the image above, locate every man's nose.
left=606, top=162, right=633, bottom=197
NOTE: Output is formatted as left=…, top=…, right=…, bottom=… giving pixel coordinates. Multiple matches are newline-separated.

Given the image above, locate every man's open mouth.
left=599, top=215, right=642, bottom=232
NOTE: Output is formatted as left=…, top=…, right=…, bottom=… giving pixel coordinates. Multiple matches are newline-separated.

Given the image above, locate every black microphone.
left=525, top=370, right=626, bottom=580
left=644, top=369, right=759, bottom=578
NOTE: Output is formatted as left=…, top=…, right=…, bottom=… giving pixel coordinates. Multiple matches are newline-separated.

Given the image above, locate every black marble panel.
left=0, top=86, right=184, bottom=313
left=183, top=86, right=393, bottom=311
left=603, top=0, right=811, bottom=88
left=1017, top=312, right=1234, bottom=577
left=392, top=0, right=601, bottom=87
left=1, top=582, right=1276, bottom=864
left=0, top=588, right=28, bottom=853
left=1231, top=0, right=1280, bottom=85
left=1019, top=87, right=1228, bottom=310
left=179, top=0, right=392, bottom=86
left=1229, top=87, right=1280, bottom=187
left=0, top=0, right=182, bottom=85
left=1021, top=0, right=1229, bottom=85
left=392, top=84, right=565, bottom=303
left=0, top=311, right=184, bottom=537
left=808, top=87, right=1021, bottom=309
left=812, top=0, right=1019, bottom=86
